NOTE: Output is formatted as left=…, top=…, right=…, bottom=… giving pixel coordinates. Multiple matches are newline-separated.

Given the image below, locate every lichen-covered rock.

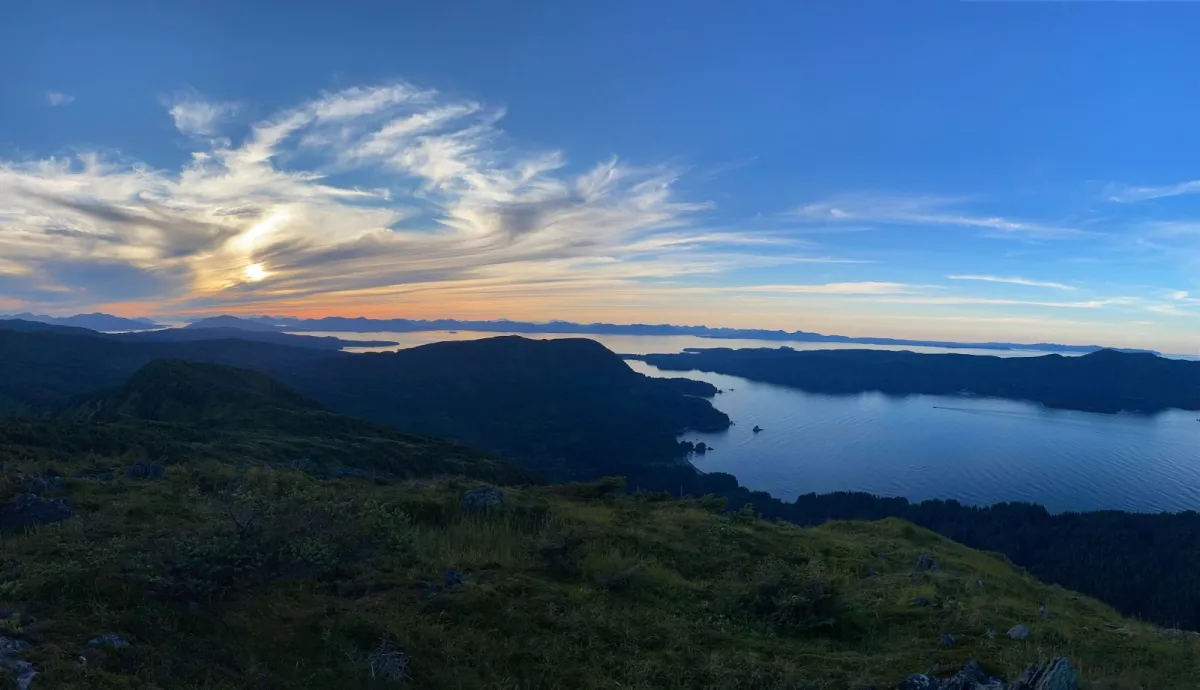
left=333, top=466, right=373, bottom=481
left=0, top=636, right=37, bottom=690
left=938, top=660, right=1004, bottom=690
left=1008, top=623, right=1031, bottom=640
left=443, top=569, right=465, bottom=589
left=22, top=473, right=63, bottom=495
left=88, top=633, right=131, bottom=649
left=460, top=486, right=505, bottom=512
left=938, top=633, right=957, bottom=648
left=898, top=673, right=936, bottom=690
left=915, top=553, right=940, bottom=571
left=126, top=461, right=165, bottom=480
left=1010, top=657, right=1078, bottom=690
left=0, top=494, right=72, bottom=531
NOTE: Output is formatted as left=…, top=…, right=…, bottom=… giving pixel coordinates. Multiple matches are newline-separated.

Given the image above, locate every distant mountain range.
left=7, top=311, right=1162, bottom=355
left=0, top=319, right=396, bottom=352
left=201, top=314, right=1163, bottom=356
left=0, top=311, right=162, bottom=331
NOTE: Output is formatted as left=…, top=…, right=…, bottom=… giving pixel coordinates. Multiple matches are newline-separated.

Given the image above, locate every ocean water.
left=300, top=329, right=1200, bottom=513
left=630, top=361, right=1200, bottom=514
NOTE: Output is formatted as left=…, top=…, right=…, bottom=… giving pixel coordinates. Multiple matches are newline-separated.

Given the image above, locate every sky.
left=4, top=2, right=1200, bottom=353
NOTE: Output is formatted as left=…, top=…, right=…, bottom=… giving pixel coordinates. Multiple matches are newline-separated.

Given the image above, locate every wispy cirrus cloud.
left=45, top=91, right=74, bottom=106
left=741, top=281, right=933, bottom=295
left=0, top=80, right=842, bottom=316
left=1108, top=180, right=1200, bottom=203
left=875, top=296, right=1139, bottom=309
left=947, top=274, right=1075, bottom=290
left=790, top=194, right=1087, bottom=239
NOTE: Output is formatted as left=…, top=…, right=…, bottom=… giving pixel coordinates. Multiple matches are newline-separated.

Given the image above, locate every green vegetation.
left=2, top=467, right=1199, bottom=688
left=0, top=358, right=1197, bottom=687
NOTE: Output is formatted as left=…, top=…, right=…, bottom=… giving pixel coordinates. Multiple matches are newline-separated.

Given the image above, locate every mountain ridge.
left=190, top=313, right=1163, bottom=355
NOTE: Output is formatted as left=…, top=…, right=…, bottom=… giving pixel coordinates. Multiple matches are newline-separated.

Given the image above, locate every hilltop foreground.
left=0, top=364, right=1196, bottom=688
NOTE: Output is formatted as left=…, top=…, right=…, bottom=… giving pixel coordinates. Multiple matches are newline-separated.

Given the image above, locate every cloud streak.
left=791, top=194, right=1087, bottom=239
left=1108, top=180, right=1200, bottom=203
left=947, top=275, right=1075, bottom=290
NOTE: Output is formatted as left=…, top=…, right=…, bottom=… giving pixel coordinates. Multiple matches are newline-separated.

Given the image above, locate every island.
left=631, top=346, right=1200, bottom=414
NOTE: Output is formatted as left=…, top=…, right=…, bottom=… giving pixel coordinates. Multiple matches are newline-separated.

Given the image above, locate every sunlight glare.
left=244, top=263, right=268, bottom=282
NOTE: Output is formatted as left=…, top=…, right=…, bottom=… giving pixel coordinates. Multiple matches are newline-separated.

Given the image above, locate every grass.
left=0, top=459, right=1198, bottom=688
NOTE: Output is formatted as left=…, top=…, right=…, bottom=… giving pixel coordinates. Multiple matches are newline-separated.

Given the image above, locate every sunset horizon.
left=6, top=4, right=1200, bottom=354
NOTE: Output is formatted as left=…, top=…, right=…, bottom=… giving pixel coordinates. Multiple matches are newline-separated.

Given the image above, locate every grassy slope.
left=1, top=465, right=1197, bottom=689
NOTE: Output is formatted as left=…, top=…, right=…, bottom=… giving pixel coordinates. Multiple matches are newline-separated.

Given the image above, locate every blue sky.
left=4, top=1, right=1200, bottom=352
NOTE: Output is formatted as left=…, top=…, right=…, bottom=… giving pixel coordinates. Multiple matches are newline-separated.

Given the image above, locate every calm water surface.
left=304, top=330, right=1200, bottom=513
left=629, top=361, right=1200, bottom=514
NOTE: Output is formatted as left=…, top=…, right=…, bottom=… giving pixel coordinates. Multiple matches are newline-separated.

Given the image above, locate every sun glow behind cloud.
left=1, top=80, right=1200, bottom=351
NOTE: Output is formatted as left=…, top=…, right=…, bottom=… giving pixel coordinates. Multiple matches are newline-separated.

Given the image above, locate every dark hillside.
left=280, top=336, right=731, bottom=479
left=0, top=330, right=728, bottom=479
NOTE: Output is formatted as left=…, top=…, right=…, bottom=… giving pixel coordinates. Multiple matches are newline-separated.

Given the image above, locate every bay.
left=298, top=329, right=1200, bottom=514
left=630, top=360, right=1200, bottom=514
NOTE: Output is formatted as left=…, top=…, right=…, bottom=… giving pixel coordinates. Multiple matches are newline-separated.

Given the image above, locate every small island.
left=752, top=425, right=763, bottom=433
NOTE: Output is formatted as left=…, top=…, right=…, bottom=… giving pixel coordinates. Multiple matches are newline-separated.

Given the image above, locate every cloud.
left=0, top=80, right=828, bottom=315
left=791, top=194, right=1086, bottom=239
left=947, top=275, right=1075, bottom=290
left=1108, top=180, right=1200, bottom=203
left=740, top=282, right=932, bottom=295
left=167, top=93, right=240, bottom=135
left=874, top=296, right=1127, bottom=309
left=45, top=92, right=74, bottom=106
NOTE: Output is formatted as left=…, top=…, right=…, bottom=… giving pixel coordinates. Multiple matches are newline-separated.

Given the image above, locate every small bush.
left=550, top=476, right=627, bottom=501
left=583, top=550, right=644, bottom=593
left=536, top=525, right=590, bottom=577
left=736, top=559, right=849, bottom=638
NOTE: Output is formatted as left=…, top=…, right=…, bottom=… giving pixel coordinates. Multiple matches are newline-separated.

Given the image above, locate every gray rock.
left=88, top=633, right=131, bottom=649
left=976, top=578, right=985, bottom=589
left=333, top=467, right=373, bottom=481
left=1008, top=623, right=1031, bottom=640
left=76, top=471, right=115, bottom=482
left=1010, top=657, right=1078, bottom=690
left=0, top=493, right=72, bottom=532
left=985, top=627, right=997, bottom=639
left=443, top=569, right=465, bottom=589
left=915, top=553, right=940, bottom=571
left=939, top=633, right=957, bottom=648
left=22, top=474, right=63, bottom=495
left=866, top=566, right=878, bottom=577
left=125, top=461, right=165, bottom=480
left=1038, top=603, right=1048, bottom=619
left=915, top=596, right=931, bottom=607
left=461, top=486, right=505, bottom=512
left=367, top=638, right=410, bottom=682
left=0, top=636, right=37, bottom=690
left=290, top=457, right=330, bottom=479
left=898, top=674, right=936, bottom=690
left=939, top=660, right=1005, bottom=690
